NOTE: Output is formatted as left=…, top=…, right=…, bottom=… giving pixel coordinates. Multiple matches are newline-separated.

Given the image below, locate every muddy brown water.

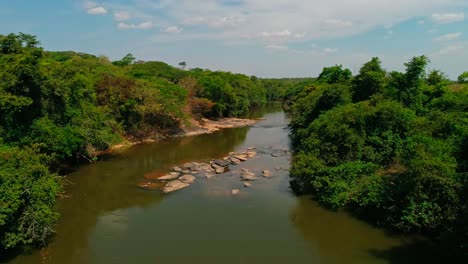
left=6, top=104, right=426, bottom=264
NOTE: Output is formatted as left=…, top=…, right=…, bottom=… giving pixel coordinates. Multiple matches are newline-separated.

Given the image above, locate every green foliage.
left=458, top=71, right=468, bottom=84
left=0, top=33, right=275, bottom=253
left=193, top=70, right=266, bottom=117
left=289, top=55, right=468, bottom=259
left=0, top=146, right=61, bottom=249
left=352, top=57, right=386, bottom=102
left=112, top=53, right=135, bottom=67
left=317, top=65, right=352, bottom=84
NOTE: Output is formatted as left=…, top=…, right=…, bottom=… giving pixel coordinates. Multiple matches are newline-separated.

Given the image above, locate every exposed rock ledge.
left=99, top=117, right=258, bottom=155
left=183, top=118, right=257, bottom=137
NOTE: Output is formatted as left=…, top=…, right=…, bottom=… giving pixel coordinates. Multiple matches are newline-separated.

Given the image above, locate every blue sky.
left=1, top=0, right=467, bottom=79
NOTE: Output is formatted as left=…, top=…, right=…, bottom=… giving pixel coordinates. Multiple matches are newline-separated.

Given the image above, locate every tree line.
left=0, top=33, right=273, bottom=252
left=288, top=56, right=467, bottom=259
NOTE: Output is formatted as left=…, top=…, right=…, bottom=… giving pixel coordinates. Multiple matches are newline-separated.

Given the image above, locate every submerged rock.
left=137, top=181, right=165, bottom=190
left=241, top=171, right=256, bottom=181
left=163, top=180, right=190, bottom=193
left=205, top=172, right=216, bottom=179
left=262, top=169, right=272, bottom=178
left=179, top=174, right=196, bottom=184
left=143, top=171, right=166, bottom=180
left=271, top=152, right=286, bottom=157
left=244, top=182, right=252, bottom=187
left=246, top=151, right=257, bottom=158
left=158, top=172, right=180, bottom=180
left=231, top=189, right=240, bottom=195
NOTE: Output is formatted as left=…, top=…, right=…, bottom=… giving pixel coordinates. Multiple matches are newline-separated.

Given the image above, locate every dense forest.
left=0, top=33, right=275, bottom=252
left=288, top=57, right=468, bottom=258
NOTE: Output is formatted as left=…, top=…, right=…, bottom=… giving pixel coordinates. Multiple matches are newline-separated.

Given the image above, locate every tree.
left=317, top=65, right=352, bottom=84
left=352, top=57, right=386, bottom=102
left=112, top=53, right=135, bottom=66
left=179, top=61, right=187, bottom=70
left=458, top=72, right=468, bottom=84
left=427, top=70, right=448, bottom=86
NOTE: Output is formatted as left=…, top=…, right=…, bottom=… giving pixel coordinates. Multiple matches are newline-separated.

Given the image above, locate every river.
left=6, top=104, right=421, bottom=264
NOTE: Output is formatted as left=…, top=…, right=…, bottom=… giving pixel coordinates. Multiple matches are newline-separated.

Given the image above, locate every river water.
left=7, top=104, right=419, bottom=264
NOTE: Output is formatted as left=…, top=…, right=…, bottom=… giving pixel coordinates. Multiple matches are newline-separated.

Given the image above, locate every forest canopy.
left=288, top=56, right=468, bottom=259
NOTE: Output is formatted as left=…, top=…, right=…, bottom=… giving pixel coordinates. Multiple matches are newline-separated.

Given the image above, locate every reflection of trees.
left=289, top=196, right=406, bottom=264
left=19, top=125, right=251, bottom=263
left=244, top=102, right=283, bottom=119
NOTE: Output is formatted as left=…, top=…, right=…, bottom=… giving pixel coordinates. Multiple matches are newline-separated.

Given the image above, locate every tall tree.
left=352, top=57, right=386, bottom=102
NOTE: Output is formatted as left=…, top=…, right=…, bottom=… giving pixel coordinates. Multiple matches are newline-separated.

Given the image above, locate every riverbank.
left=98, top=117, right=259, bottom=156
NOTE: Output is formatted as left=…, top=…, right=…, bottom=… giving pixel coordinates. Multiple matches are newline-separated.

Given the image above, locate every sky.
left=1, top=0, right=468, bottom=79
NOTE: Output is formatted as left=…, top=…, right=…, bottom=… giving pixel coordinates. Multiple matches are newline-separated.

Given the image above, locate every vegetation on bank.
left=288, top=56, right=468, bottom=258
left=0, top=33, right=273, bottom=252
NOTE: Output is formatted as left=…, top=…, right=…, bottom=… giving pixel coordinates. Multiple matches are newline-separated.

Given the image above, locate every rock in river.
left=235, top=154, right=248, bottom=161
left=214, top=159, right=230, bottom=167
left=246, top=151, right=257, bottom=158
left=231, top=189, right=240, bottom=195
left=241, top=171, right=256, bottom=181
left=172, top=166, right=182, bottom=172
left=158, top=172, right=180, bottom=180
left=163, top=180, right=190, bottom=193
left=244, top=182, right=252, bottom=187
left=262, top=169, right=272, bottom=178
left=229, top=157, right=241, bottom=165
left=205, top=172, right=216, bottom=179
left=212, top=163, right=229, bottom=174
left=179, top=174, right=196, bottom=184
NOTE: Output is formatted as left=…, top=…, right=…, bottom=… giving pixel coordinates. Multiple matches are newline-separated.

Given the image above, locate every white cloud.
left=323, top=19, right=353, bottom=28
left=431, top=12, right=464, bottom=24
left=266, top=44, right=288, bottom=50
left=435, top=32, right=462, bottom=41
left=118, top=21, right=153, bottom=30
left=87, top=6, right=107, bottom=15
left=183, top=15, right=246, bottom=28
left=434, top=43, right=465, bottom=55
left=324, top=48, right=338, bottom=53
left=163, top=26, right=183, bottom=34
left=114, top=11, right=131, bottom=21
left=417, top=19, right=425, bottom=24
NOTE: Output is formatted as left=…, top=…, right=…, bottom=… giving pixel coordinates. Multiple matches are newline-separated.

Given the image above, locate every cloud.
left=182, top=15, right=246, bottom=28
left=84, top=1, right=107, bottom=15
left=114, top=11, right=131, bottom=21
left=417, top=19, right=425, bottom=24
left=431, top=12, right=464, bottom=24
left=323, top=19, right=353, bottom=28
left=163, top=26, right=183, bottom=34
left=434, top=43, right=465, bottom=55
left=83, top=0, right=468, bottom=48
left=324, top=48, right=338, bottom=54
left=265, top=44, right=288, bottom=50
left=435, top=32, right=462, bottom=41
left=87, top=6, right=107, bottom=15
left=118, top=21, right=153, bottom=30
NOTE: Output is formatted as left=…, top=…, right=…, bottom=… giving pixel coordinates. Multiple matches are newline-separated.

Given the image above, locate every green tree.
left=352, top=57, right=386, bottom=102
left=0, top=146, right=61, bottom=249
left=458, top=71, right=468, bottom=84
left=112, top=53, right=135, bottom=67
left=317, top=65, right=352, bottom=84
